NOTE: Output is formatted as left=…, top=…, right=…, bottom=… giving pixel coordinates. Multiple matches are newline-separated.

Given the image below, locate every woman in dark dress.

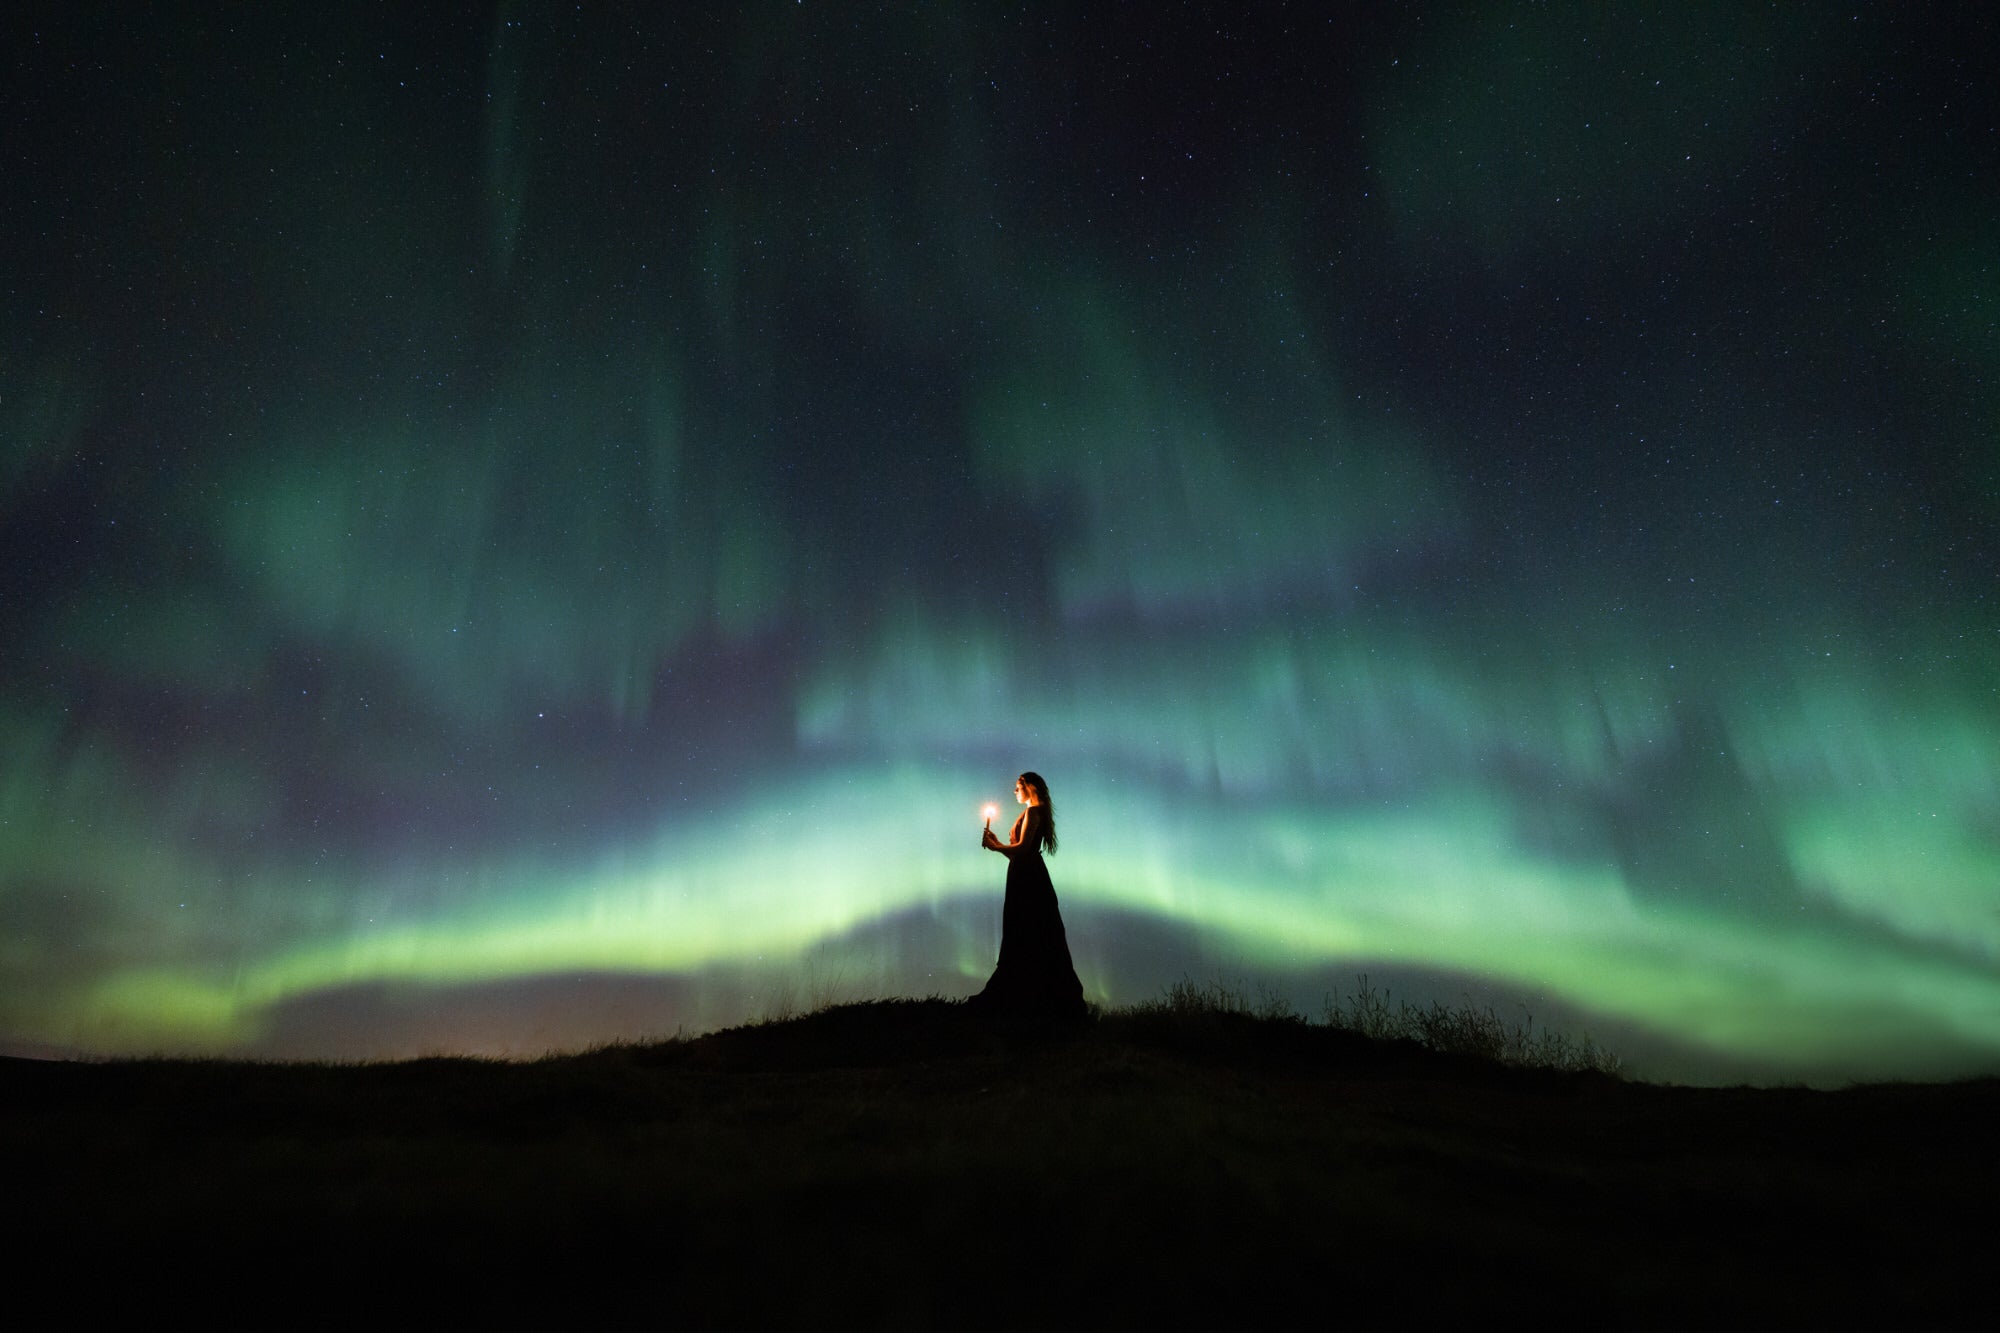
left=969, top=771, right=1086, bottom=1019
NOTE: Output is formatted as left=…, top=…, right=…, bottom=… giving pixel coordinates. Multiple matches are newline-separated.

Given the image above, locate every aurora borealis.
left=4, top=3, right=1995, bottom=1083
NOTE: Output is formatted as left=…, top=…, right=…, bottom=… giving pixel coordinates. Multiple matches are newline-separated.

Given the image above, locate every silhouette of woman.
left=969, top=771, right=1086, bottom=1019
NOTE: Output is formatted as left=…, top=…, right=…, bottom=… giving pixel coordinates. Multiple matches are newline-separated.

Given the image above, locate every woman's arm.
left=983, top=808, right=1041, bottom=857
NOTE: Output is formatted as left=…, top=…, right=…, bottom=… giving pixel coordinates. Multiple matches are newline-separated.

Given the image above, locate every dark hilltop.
left=3, top=989, right=1991, bottom=1323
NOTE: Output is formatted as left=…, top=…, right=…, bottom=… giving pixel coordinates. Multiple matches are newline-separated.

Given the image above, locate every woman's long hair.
left=1019, top=771, right=1057, bottom=854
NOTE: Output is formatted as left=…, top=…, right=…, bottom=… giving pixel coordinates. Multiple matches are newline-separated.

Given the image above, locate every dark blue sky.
left=3, top=2, right=1996, bottom=1082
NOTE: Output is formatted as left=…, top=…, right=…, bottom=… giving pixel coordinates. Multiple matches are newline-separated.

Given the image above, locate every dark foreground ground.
left=4, top=998, right=1993, bottom=1323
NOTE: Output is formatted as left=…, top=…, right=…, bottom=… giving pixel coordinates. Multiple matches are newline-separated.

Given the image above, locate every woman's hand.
left=981, top=827, right=1001, bottom=851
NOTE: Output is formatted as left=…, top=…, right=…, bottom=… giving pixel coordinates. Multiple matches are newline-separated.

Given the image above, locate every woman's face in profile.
left=1014, top=779, right=1028, bottom=805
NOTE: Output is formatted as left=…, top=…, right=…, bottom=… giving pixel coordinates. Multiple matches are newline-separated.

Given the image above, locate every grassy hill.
left=3, top=991, right=1990, bottom=1322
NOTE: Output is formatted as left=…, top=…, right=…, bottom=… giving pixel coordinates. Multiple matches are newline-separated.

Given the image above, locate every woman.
left=969, top=771, right=1086, bottom=1019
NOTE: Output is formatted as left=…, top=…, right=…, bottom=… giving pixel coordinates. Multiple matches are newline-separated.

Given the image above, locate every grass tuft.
left=1322, top=973, right=1624, bottom=1076
left=1123, top=974, right=1620, bottom=1076
left=1133, top=976, right=1309, bottom=1026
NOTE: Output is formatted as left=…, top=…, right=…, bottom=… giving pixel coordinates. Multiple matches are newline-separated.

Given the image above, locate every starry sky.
left=3, top=2, right=1996, bottom=1082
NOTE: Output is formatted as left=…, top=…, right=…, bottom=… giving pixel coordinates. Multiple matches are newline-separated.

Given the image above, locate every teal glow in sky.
left=3, top=2, right=1995, bottom=1082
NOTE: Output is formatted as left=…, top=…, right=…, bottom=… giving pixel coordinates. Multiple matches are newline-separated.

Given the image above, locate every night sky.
left=4, top=2, right=1996, bottom=1082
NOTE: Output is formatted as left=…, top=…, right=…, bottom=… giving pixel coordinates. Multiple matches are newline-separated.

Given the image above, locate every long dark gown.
left=970, top=810, right=1086, bottom=1020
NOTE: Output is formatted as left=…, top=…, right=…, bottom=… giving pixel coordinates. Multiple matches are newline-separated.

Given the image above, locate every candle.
left=981, top=803, right=999, bottom=824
